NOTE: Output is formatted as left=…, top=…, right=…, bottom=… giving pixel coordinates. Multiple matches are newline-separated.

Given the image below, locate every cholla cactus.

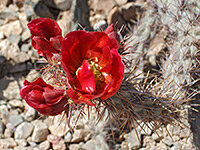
left=105, top=0, right=200, bottom=147
left=20, top=0, right=200, bottom=148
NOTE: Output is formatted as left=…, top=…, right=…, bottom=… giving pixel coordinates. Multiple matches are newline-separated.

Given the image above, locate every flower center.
left=88, top=58, right=104, bottom=82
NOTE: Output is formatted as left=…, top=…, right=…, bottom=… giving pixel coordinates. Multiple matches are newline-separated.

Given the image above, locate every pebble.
left=115, top=0, right=128, bottom=5
left=47, top=134, right=66, bottom=150
left=8, top=100, right=24, bottom=108
left=8, top=115, right=23, bottom=127
left=27, top=137, right=37, bottom=147
left=0, top=20, right=22, bottom=37
left=69, top=144, right=81, bottom=150
left=71, top=129, right=90, bottom=143
left=49, top=120, right=69, bottom=137
left=125, top=129, right=141, bottom=149
left=14, top=122, right=33, bottom=139
left=24, top=106, right=36, bottom=121
left=39, top=140, right=50, bottom=150
left=4, top=123, right=14, bottom=138
left=3, top=80, right=21, bottom=100
left=0, top=138, right=17, bottom=149
left=21, top=29, right=31, bottom=41
left=0, top=105, right=9, bottom=124
left=21, top=43, right=31, bottom=52
left=54, top=0, right=72, bottom=11
left=82, top=139, right=96, bottom=150
left=32, top=120, right=49, bottom=142
left=8, top=34, right=21, bottom=44
left=15, top=139, right=27, bottom=147
left=0, top=119, right=5, bottom=134
left=64, top=131, right=72, bottom=143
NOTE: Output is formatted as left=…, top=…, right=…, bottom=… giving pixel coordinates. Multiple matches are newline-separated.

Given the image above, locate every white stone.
left=0, top=138, right=17, bottom=149
left=125, top=129, right=141, bottom=149
left=32, top=120, right=49, bottom=142
left=0, top=20, right=22, bottom=37
left=114, top=0, right=128, bottom=5
left=14, top=122, right=33, bottom=139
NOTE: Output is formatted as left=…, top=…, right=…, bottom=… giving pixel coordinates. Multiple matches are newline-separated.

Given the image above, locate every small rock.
left=21, top=29, right=31, bottom=41
left=21, top=43, right=31, bottom=52
left=23, top=2, right=35, bottom=18
left=0, top=138, right=17, bottom=149
left=8, top=115, right=23, bottom=127
left=47, top=134, right=66, bottom=150
left=69, top=144, right=80, bottom=150
left=16, top=51, right=30, bottom=63
left=14, top=122, right=33, bottom=139
left=0, top=20, right=22, bottom=37
left=71, top=129, right=90, bottom=143
left=0, top=6, right=19, bottom=20
left=8, top=34, right=21, bottom=44
left=32, top=120, right=49, bottom=142
left=52, top=137, right=66, bottom=150
left=82, top=140, right=96, bottom=150
left=0, top=119, right=5, bottom=134
left=24, top=106, right=36, bottom=121
left=27, top=137, right=37, bottom=147
left=15, top=139, right=27, bottom=147
left=64, top=132, right=72, bottom=143
left=0, top=105, right=9, bottom=124
left=8, top=100, right=24, bottom=108
left=49, top=122, right=69, bottom=137
left=54, top=0, right=72, bottom=10
left=14, top=146, right=31, bottom=150
left=125, top=129, right=141, bottom=149
left=3, top=80, right=21, bottom=100
left=114, top=0, right=128, bottom=5
left=91, top=0, right=116, bottom=16
left=39, top=140, right=50, bottom=150
left=4, top=123, right=14, bottom=138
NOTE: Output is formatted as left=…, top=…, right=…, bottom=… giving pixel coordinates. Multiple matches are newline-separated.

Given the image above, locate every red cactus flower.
left=20, top=78, right=68, bottom=116
left=28, top=18, right=63, bottom=59
left=61, top=29, right=124, bottom=106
